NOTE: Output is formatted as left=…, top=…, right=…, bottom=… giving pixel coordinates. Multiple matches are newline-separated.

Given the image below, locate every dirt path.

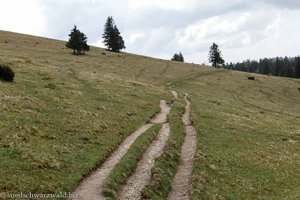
left=171, top=90, right=178, bottom=99
left=149, top=100, right=171, bottom=124
left=118, top=123, right=170, bottom=200
left=168, top=94, right=197, bottom=200
left=69, top=100, right=171, bottom=200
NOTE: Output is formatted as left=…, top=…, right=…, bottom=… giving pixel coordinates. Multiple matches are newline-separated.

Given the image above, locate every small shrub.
left=45, top=83, right=58, bottom=90
left=0, top=64, right=15, bottom=82
left=248, top=76, right=255, bottom=80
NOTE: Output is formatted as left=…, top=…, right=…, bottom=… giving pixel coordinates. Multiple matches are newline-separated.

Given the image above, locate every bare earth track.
left=70, top=100, right=170, bottom=200
left=118, top=101, right=171, bottom=199
left=118, top=123, right=171, bottom=200
left=171, top=90, right=178, bottom=99
left=168, top=94, right=197, bottom=200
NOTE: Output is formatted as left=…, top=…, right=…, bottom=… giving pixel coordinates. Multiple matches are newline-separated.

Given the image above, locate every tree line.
left=173, top=43, right=300, bottom=79
left=224, top=57, right=300, bottom=79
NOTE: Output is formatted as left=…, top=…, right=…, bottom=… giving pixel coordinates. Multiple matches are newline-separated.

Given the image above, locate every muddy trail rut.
left=118, top=122, right=170, bottom=200
left=70, top=100, right=171, bottom=200
left=168, top=94, right=197, bottom=200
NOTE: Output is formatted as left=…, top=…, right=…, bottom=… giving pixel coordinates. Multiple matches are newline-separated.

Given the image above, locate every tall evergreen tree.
left=274, top=57, right=282, bottom=76
left=66, top=25, right=89, bottom=55
left=260, top=58, right=270, bottom=74
left=103, top=16, right=125, bottom=52
left=295, top=56, right=300, bottom=78
left=171, top=52, right=184, bottom=62
left=209, top=43, right=224, bottom=68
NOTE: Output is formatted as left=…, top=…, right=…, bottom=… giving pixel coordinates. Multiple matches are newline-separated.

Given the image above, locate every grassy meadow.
left=171, top=71, right=300, bottom=199
left=0, top=30, right=300, bottom=199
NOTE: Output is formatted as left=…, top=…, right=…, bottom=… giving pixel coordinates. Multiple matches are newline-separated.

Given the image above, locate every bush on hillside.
left=0, top=64, right=15, bottom=82
left=171, top=52, right=184, bottom=62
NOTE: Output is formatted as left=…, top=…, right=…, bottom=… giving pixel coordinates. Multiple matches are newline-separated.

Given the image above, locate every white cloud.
left=91, top=39, right=105, bottom=48
left=124, top=32, right=145, bottom=45
left=177, top=13, right=251, bottom=49
left=128, top=0, right=196, bottom=11
left=0, top=0, right=46, bottom=36
left=264, top=13, right=282, bottom=38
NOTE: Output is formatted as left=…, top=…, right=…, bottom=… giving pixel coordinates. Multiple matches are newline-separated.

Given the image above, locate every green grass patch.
left=0, top=53, right=163, bottom=195
left=103, top=124, right=161, bottom=200
left=142, top=99, right=185, bottom=199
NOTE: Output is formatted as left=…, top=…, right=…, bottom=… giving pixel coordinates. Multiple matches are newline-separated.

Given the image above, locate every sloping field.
left=0, top=30, right=300, bottom=199
left=172, top=71, right=300, bottom=199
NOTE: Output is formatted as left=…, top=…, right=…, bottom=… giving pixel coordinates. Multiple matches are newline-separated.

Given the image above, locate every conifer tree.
left=66, top=25, right=89, bottom=55
left=295, top=56, right=300, bottom=78
left=102, top=16, right=125, bottom=52
left=208, top=43, right=224, bottom=68
left=171, top=52, right=184, bottom=62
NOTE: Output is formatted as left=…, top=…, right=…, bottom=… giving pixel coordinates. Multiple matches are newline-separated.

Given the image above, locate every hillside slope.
left=1, top=30, right=300, bottom=199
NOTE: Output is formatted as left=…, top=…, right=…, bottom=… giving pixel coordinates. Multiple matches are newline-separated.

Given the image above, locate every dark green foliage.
left=171, top=52, right=184, bottom=62
left=66, top=25, right=90, bottom=55
left=295, top=56, right=300, bottom=78
left=0, top=64, right=15, bottom=82
left=274, top=57, right=282, bottom=76
left=259, top=58, right=271, bottom=75
left=224, top=56, right=300, bottom=79
left=102, top=16, right=125, bottom=52
left=209, top=43, right=225, bottom=68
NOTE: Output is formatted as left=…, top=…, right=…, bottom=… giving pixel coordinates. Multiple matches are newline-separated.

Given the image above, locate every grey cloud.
left=253, top=0, right=300, bottom=9
left=124, top=1, right=251, bottom=30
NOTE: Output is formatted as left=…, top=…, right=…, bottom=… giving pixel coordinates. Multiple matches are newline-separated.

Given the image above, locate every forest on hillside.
left=224, top=56, right=300, bottom=79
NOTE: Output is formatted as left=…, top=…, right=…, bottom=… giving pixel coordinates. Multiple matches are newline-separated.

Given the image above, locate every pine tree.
left=171, top=53, right=179, bottom=61
left=178, top=52, right=184, bottom=62
left=208, top=43, right=224, bottom=68
left=274, top=57, right=282, bottom=76
left=295, top=56, right=300, bottom=78
left=103, top=16, right=125, bottom=52
left=171, top=52, right=184, bottom=62
left=66, top=26, right=89, bottom=55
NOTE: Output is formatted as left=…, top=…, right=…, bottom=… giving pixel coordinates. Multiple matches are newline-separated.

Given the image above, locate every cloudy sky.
left=0, top=0, right=300, bottom=64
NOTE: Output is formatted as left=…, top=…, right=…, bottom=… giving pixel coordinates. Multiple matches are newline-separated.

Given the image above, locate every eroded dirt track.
left=118, top=123, right=171, bottom=200
left=168, top=94, right=197, bottom=200
left=149, top=100, right=170, bottom=124
left=69, top=100, right=170, bottom=200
